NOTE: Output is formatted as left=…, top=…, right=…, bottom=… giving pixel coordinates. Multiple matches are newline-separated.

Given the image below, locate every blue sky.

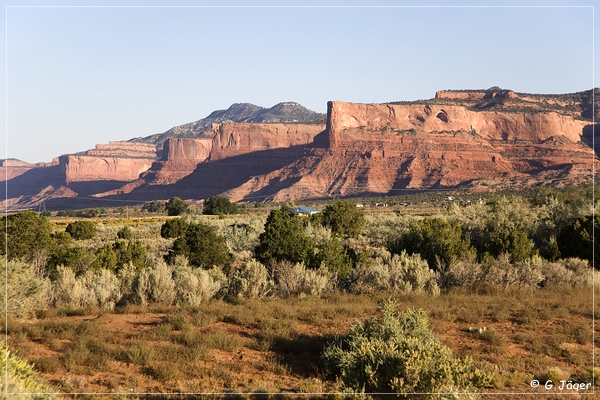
left=2, top=0, right=597, bottom=163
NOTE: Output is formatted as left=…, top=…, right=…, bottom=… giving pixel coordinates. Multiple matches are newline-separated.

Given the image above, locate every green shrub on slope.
left=321, top=300, right=492, bottom=395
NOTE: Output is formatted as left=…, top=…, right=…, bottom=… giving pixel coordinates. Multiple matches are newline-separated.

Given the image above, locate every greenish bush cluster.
left=65, top=220, right=97, bottom=240
left=3, top=187, right=597, bottom=318
left=388, top=217, right=475, bottom=270
left=166, top=196, right=188, bottom=216
left=254, top=202, right=359, bottom=275
left=439, top=256, right=598, bottom=290
left=0, top=211, right=53, bottom=264
left=321, top=300, right=493, bottom=395
left=2, top=260, right=50, bottom=318
left=203, top=195, right=239, bottom=215
left=0, top=344, right=58, bottom=398
left=389, top=194, right=598, bottom=269
left=349, top=250, right=440, bottom=295
left=47, top=237, right=147, bottom=276
left=56, top=207, right=106, bottom=218
left=165, top=221, right=231, bottom=269
left=48, top=259, right=226, bottom=309
left=141, top=200, right=166, bottom=213
left=320, top=200, right=365, bottom=238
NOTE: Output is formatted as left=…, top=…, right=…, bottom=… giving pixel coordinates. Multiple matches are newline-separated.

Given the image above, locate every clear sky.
left=1, top=0, right=597, bottom=163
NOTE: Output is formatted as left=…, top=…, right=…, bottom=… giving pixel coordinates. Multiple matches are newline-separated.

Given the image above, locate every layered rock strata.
left=209, top=123, right=325, bottom=160
left=223, top=100, right=594, bottom=201
left=3, top=90, right=597, bottom=209
left=61, top=142, right=157, bottom=183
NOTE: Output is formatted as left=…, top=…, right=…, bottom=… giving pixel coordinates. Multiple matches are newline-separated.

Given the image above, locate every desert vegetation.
left=2, top=187, right=599, bottom=398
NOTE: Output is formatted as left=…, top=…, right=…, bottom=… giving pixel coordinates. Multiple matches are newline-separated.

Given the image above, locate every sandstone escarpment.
left=162, top=137, right=212, bottom=162
left=223, top=100, right=595, bottom=202
left=98, top=123, right=326, bottom=193
left=326, top=101, right=586, bottom=146
left=59, top=141, right=158, bottom=183
left=4, top=90, right=597, bottom=210
left=0, top=158, right=60, bottom=181
left=132, top=137, right=214, bottom=186
left=61, top=155, right=155, bottom=183
left=86, top=142, right=157, bottom=158
left=209, top=123, right=325, bottom=160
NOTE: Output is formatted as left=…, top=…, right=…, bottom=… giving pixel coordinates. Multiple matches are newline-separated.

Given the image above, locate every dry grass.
left=6, top=285, right=598, bottom=397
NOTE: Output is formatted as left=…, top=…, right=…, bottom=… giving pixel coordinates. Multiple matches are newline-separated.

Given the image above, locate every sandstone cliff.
left=162, top=137, right=212, bottom=162
left=61, top=155, right=155, bottom=183
left=222, top=99, right=594, bottom=202
left=1, top=142, right=159, bottom=210
left=326, top=101, right=586, bottom=146
left=3, top=90, right=597, bottom=210
left=60, top=141, right=157, bottom=183
left=133, top=137, right=214, bottom=186
left=93, top=123, right=326, bottom=196
left=209, top=123, right=325, bottom=160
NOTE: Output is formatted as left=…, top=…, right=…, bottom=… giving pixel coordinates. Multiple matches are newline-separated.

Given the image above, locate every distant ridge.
left=2, top=88, right=597, bottom=211
left=133, top=102, right=326, bottom=145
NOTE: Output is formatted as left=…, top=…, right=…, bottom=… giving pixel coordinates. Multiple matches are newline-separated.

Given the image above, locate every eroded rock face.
left=326, top=101, right=586, bottom=146
left=97, top=123, right=326, bottom=193
left=209, top=123, right=325, bottom=160
left=60, top=141, right=157, bottom=183
left=162, top=137, right=212, bottom=162
left=0, top=158, right=60, bottom=181
left=4, top=90, right=597, bottom=209
left=223, top=100, right=594, bottom=201
left=61, top=155, right=155, bottom=183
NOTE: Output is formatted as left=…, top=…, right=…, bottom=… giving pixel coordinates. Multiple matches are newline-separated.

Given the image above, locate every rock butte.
left=2, top=89, right=597, bottom=209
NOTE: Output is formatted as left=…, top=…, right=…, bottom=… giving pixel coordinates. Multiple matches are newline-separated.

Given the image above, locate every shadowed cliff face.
left=95, top=143, right=317, bottom=204
left=0, top=164, right=133, bottom=210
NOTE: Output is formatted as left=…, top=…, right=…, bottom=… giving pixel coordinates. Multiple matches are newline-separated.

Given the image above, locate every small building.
left=288, top=207, right=320, bottom=216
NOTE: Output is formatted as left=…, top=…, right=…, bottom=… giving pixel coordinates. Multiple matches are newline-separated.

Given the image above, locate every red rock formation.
left=162, top=137, right=212, bottom=162
left=86, top=142, right=157, bottom=158
left=61, top=155, right=155, bottom=183
left=209, top=123, right=324, bottom=160
left=60, top=141, right=157, bottom=183
left=326, top=101, right=586, bottom=145
left=0, top=158, right=60, bottom=181
left=96, top=124, right=326, bottom=195
left=223, top=101, right=595, bottom=202
left=3, top=91, right=597, bottom=209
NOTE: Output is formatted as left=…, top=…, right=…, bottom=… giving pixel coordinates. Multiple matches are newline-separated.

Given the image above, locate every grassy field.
left=6, top=285, right=598, bottom=397
left=5, top=196, right=600, bottom=398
